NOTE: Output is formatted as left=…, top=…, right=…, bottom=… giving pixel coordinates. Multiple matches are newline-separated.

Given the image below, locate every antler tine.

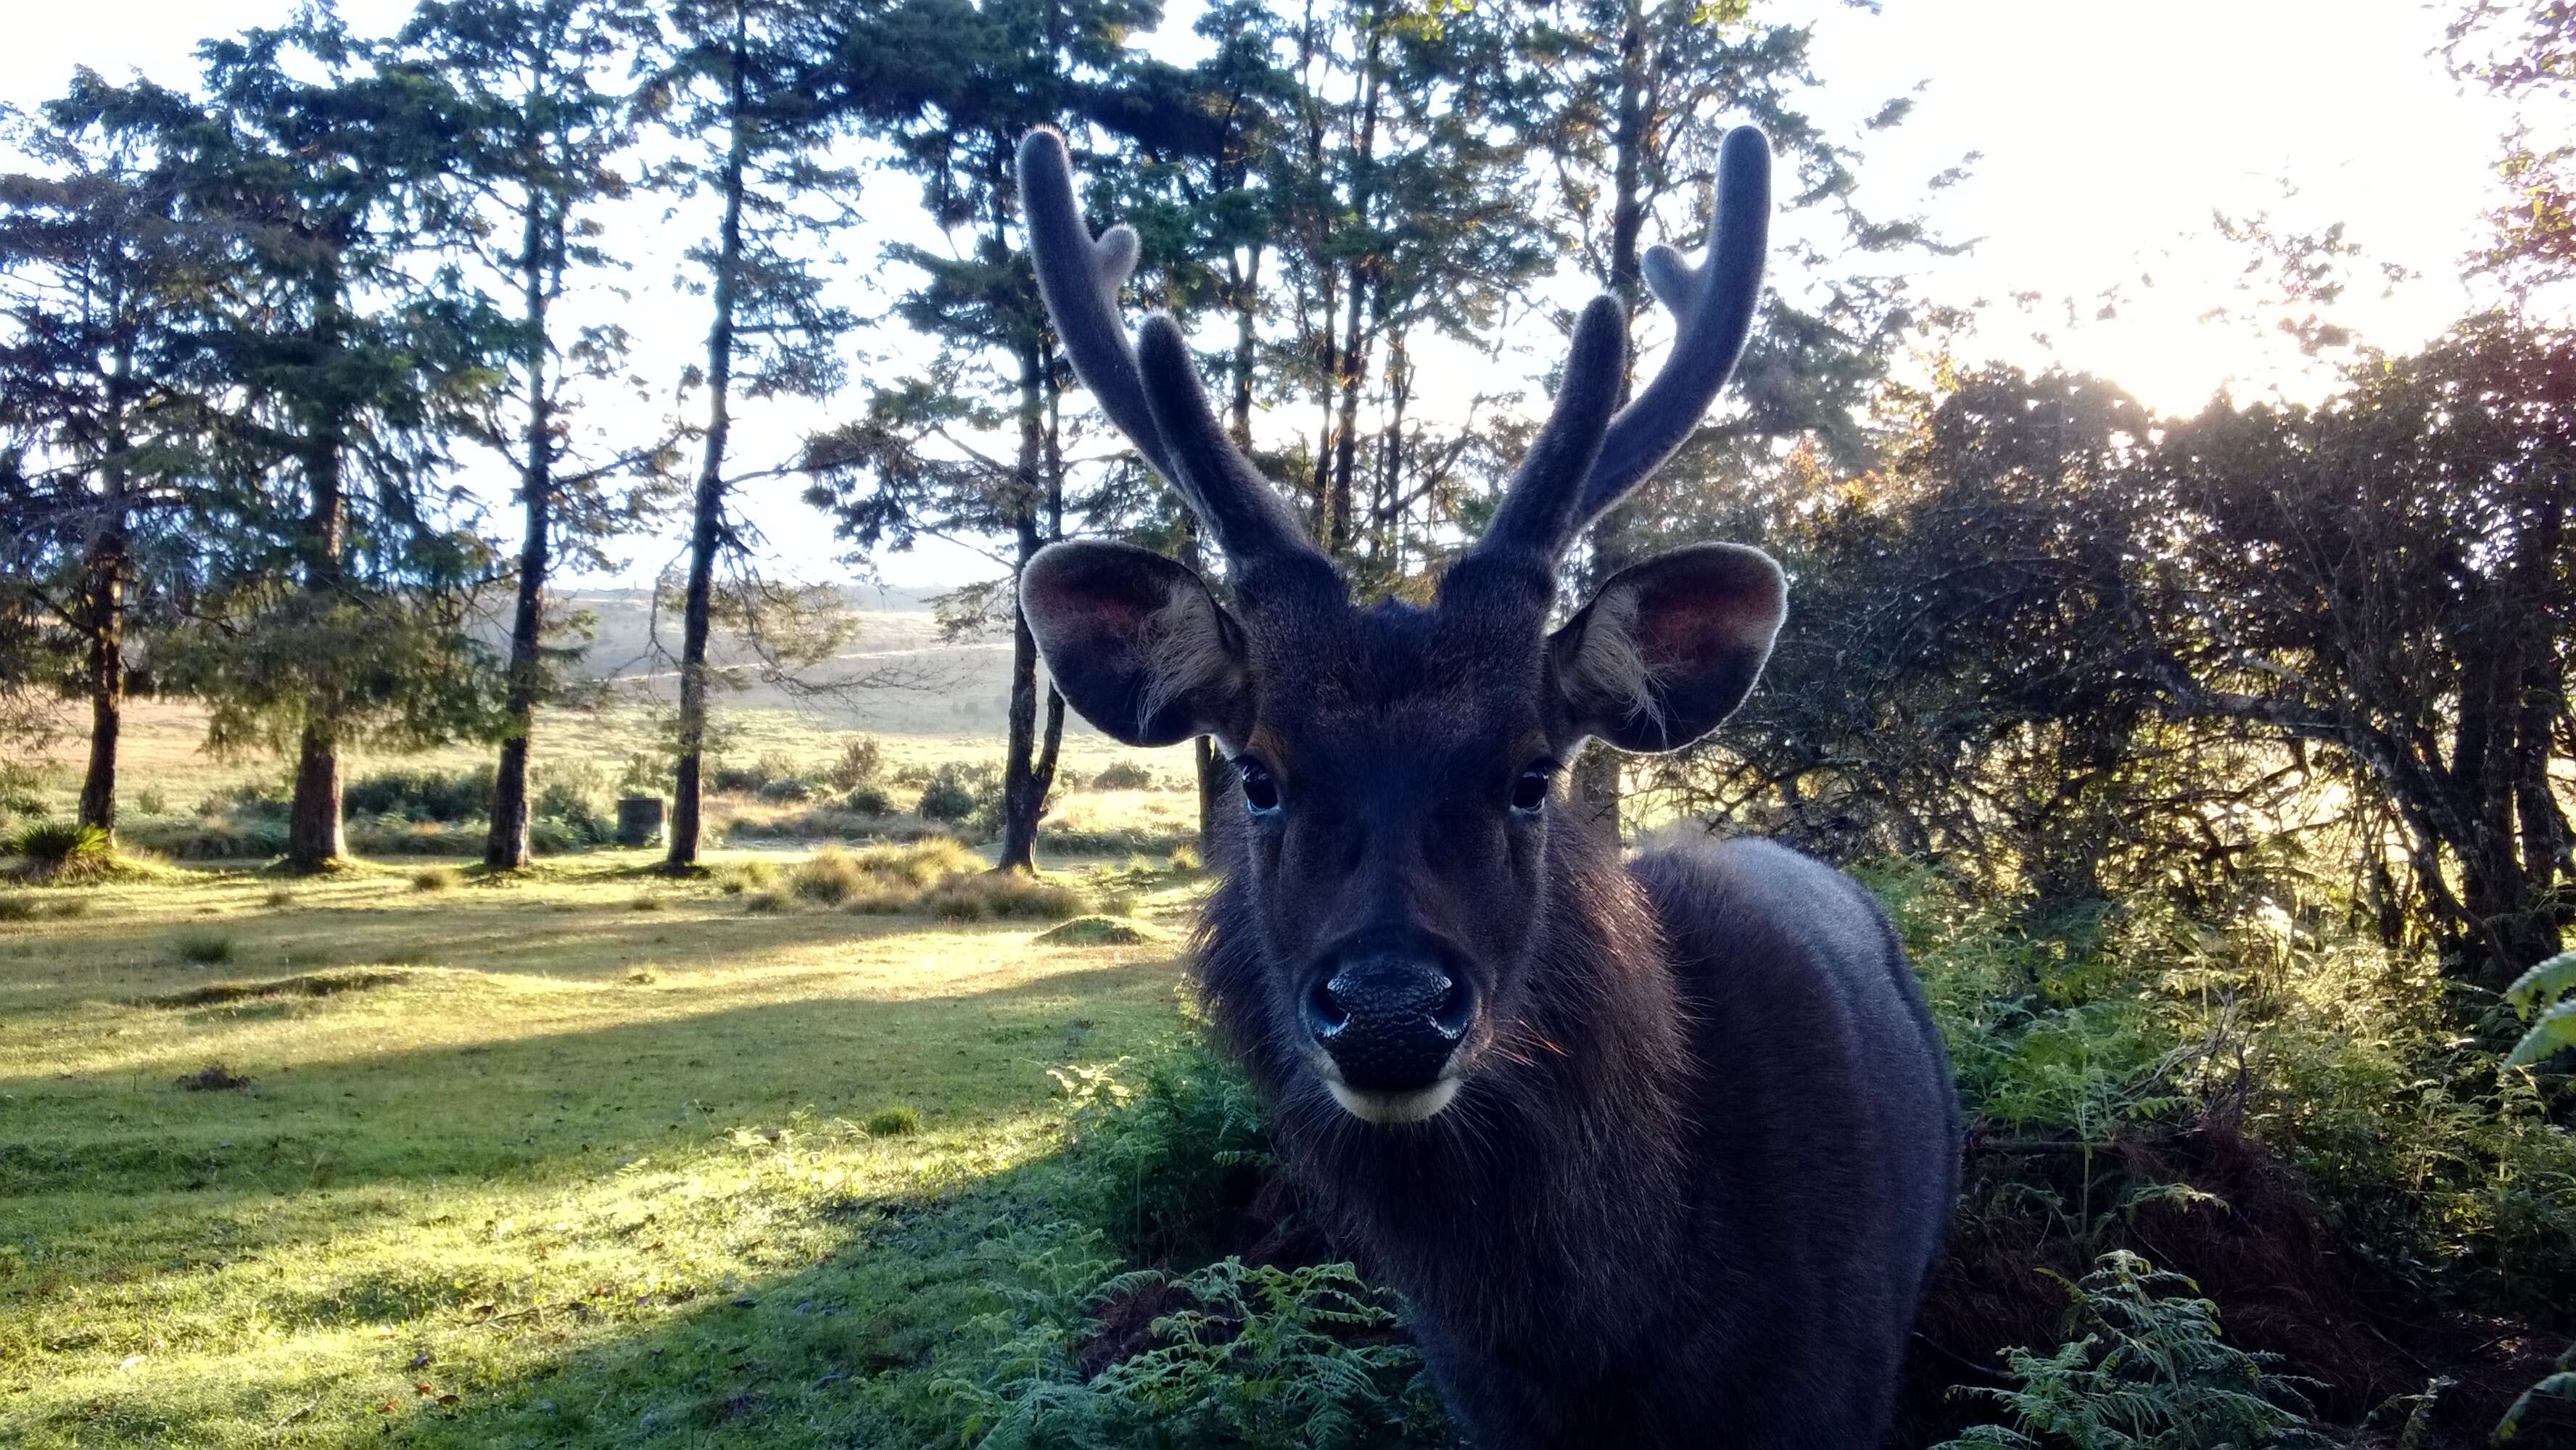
left=1574, top=125, right=1772, bottom=528
left=1470, top=294, right=1630, bottom=566
left=1017, top=128, right=1318, bottom=571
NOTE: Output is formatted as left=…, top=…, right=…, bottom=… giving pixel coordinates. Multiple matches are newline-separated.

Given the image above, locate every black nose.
left=1304, top=952, right=1475, bottom=1091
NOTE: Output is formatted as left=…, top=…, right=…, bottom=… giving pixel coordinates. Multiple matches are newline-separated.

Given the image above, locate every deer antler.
left=1461, top=126, right=1772, bottom=568
left=1578, top=125, right=1772, bottom=526
left=1017, top=128, right=1319, bottom=572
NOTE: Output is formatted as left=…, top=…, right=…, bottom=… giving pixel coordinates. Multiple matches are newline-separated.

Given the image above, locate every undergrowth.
left=1933, top=1251, right=2337, bottom=1449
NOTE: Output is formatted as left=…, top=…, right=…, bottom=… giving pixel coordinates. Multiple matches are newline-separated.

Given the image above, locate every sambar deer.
left=1015, top=125, right=1958, bottom=1449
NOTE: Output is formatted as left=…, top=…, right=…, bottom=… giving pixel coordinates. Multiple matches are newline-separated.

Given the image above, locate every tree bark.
left=286, top=289, right=350, bottom=873
left=1571, top=1, right=1657, bottom=847
left=77, top=527, right=124, bottom=841
left=76, top=340, right=133, bottom=842
left=667, top=39, right=751, bottom=873
left=998, top=339, right=1060, bottom=873
left=487, top=194, right=557, bottom=871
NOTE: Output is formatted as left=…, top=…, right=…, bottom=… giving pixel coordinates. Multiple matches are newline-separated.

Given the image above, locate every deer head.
left=1016, top=127, right=1778, bottom=1126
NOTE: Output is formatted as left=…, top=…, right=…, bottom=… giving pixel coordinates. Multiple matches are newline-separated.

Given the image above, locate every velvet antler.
left=1017, top=129, right=1320, bottom=572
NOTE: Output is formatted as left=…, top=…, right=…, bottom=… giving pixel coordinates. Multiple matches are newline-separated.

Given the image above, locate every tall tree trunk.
left=286, top=444, right=348, bottom=871
left=77, top=341, right=133, bottom=841
left=1325, top=9, right=1384, bottom=557
left=488, top=201, right=556, bottom=871
left=1572, top=1, right=1655, bottom=845
left=999, top=340, right=1057, bottom=874
left=287, top=275, right=350, bottom=874
left=77, top=523, right=125, bottom=840
left=668, top=52, right=751, bottom=873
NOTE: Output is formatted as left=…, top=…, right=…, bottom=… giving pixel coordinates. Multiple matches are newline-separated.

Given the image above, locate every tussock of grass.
left=173, top=1063, right=254, bottom=1092
left=1034, top=915, right=1160, bottom=947
left=133, top=967, right=412, bottom=1009
left=411, top=865, right=462, bottom=894
left=863, top=1106, right=922, bottom=1136
left=923, top=869, right=1088, bottom=922
left=0, top=894, right=36, bottom=922
left=629, top=892, right=672, bottom=911
left=170, top=929, right=236, bottom=966
left=748, top=840, right=992, bottom=915
left=718, top=858, right=781, bottom=895
left=264, top=887, right=297, bottom=908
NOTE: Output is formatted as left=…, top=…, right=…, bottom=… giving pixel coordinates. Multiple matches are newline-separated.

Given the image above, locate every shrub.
left=757, top=775, right=818, bottom=803
left=1091, top=761, right=1155, bottom=791
left=532, top=763, right=608, bottom=824
left=864, top=1106, right=921, bottom=1136
left=916, top=767, right=979, bottom=824
left=410, top=866, right=461, bottom=894
left=843, top=782, right=893, bottom=817
left=11, top=821, right=115, bottom=882
left=342, top=766, right=492, bottom=824
left=709, top=763, right=768, bottom=796
left=0, top=763, right=49, bottom=818
left=743, top=887, right=788, bottom=914
left=171, top=930, right=236, bottom=966
left=128, top=816, right=289, bottom=861
left=1933, top=1251, right=2334, bottom=1449
left=197, top=781, right=289, bottom=819
left=133, top=788, right=168, bottom=816
left=823, top=736, right=885, bottom=791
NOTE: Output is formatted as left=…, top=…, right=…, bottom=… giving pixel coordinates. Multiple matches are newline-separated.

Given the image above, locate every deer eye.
left=1511, top=761, right=1557, bottom=814
left=1234, top=758, right=1281, bottom=815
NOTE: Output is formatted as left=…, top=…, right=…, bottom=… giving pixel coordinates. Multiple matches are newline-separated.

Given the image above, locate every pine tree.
left=642, top=0, right=861, bottom=871
left=150, top=16, right=511, bottom=872
left=0, top=75, right=215, bottom=842
left=399, top=0, right=677, bottom=870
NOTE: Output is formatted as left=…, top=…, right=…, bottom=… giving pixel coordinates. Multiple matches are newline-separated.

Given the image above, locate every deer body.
left=1014, top=125, right=1958, bottom=1446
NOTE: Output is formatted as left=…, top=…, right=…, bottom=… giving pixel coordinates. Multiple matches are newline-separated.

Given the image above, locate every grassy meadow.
left=0, top=844, right=1216, bottom=1447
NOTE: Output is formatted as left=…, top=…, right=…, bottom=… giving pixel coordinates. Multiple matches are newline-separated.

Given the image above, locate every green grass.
left=0, top=850, right=1205, bottom=1447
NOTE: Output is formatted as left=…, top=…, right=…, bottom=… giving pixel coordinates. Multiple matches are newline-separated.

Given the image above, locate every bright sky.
left=0, top=0, right=2537, bottom=590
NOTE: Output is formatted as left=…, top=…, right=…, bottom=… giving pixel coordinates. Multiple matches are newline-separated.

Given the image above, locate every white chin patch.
left=1326, top=1077, right=1461, bottom=1125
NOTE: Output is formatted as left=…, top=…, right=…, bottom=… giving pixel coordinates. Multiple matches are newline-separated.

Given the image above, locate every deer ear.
left=1021, top=540, right=1251, bottom=747
left=1549, top=543, right=1785, bottom=753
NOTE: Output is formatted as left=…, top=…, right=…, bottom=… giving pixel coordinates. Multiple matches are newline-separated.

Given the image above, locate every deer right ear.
left=1021, top=541, right=1251, bottom=747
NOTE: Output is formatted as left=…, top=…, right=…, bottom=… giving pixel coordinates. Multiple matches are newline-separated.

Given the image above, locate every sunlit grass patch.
left=0, top=849, right=1186, bottom=1449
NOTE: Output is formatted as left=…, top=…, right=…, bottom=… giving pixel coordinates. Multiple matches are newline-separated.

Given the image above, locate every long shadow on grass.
left=0, top=959, right=1178, bottom=1267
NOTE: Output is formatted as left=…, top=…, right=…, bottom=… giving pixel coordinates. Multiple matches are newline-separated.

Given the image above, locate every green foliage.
left=824, top=735, right=886, bottom=791
left=0, top=763, right=48, bottom=818
left=2503, top=950, right=2576, bottom=1067
left=169, top=929, right=236, bottom=965
left=12, top=821, right=112, bottom=874
left=954, top=1258, right=1452, bottom=1450
left=864, top=1106, right=922, bottom=1136
left=2496, top=1345, right=2576, bottom=1443
left=1092, top=761, right=1155, bottom=791
left=844, top=782, right=895, bottom=816
left=1057, top=1037, right=1277, bottom=1264
left=343, top=766, right=495, bottom=824
left=917, top=763, right=983, bottom=824
left=1936, top=1252, right=2336, bottom=1450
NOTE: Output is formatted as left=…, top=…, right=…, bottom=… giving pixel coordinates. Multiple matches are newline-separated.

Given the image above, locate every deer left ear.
left=1549, top=543, right=1786, bottom=753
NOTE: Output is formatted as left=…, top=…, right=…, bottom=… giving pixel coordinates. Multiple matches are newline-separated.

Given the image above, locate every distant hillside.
left=542, top=585, right=1047, bottom=737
